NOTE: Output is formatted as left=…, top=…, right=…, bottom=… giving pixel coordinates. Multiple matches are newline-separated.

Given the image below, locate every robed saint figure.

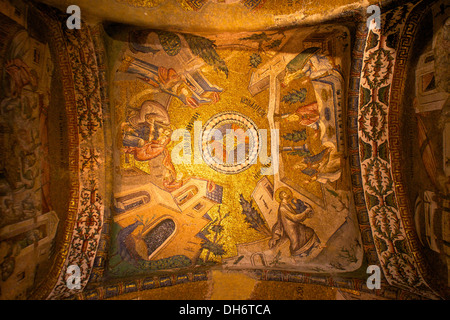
left=269, top=187, right=320, bottom=257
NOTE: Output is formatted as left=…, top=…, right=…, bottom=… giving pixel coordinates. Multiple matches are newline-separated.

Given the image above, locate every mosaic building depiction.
left=0, top=0, right=449, bottom=301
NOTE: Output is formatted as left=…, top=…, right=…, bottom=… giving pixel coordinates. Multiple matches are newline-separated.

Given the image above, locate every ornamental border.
left=386, top=0, right=443, bottom=295
left=29, top=4, right=81, bottom=300
left=355, top=0, right=442, bottom=299
left=29, top=4, right=105, bottom=299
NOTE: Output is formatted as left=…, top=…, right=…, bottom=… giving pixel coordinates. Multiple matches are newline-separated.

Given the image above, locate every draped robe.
left=269, top=200, right=320, bottom=257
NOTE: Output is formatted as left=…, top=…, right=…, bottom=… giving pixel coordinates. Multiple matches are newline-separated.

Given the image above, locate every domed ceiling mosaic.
left=0, top=0, right=449, bottom=301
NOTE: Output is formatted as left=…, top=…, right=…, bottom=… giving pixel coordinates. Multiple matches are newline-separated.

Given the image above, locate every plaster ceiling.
left=36, top=0, right=378, bottom=32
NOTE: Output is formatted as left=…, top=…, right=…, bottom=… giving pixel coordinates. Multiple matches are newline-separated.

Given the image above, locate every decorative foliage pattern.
left=282, top=129, right=307, bottom=143
left=183, top=33, right=229, bottom=78
left=239, top=194, right=271, bottom=236
left=357, top=2, right=439, bottom=298
left=281, top=88, right=307, bottom=105
left=63, top=31, right=103, bottom=140
left=249, top=53, right=262, bottom=68
left=199, top=206, right=229, bottom=263
left=157, top=31, right=182, bottom=56
left=239, top=31, right=285, bottom=52
left=36, top=19, right=107, bottom=299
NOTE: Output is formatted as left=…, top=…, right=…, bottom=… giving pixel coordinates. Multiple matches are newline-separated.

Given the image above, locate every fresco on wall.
left=115, top=0, right=278, bottom=11
left=107, top=25, right=364, bottom=278
left=404, top=4, right=450, bottom=287
left=0, top=2, right=64, bottom=299
left=115, top=0, right=361, bottom=14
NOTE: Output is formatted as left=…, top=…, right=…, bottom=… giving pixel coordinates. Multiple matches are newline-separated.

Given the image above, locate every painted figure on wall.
left=111, top=26, right=362, bottom=277
left=0, top=25, right=55, bottom=224
left=123, top=99, right=171, bottom=146
left=121, top=99, right=182, bottom=190
left=269, top=187, right=320, bottom=257
left=122, top=99, right=172, bottom=160
left=120, top=29, right=225, bottom=109
left=0, top=2, right=66, bottom=297
left=280, top=47, right=334, bottom=86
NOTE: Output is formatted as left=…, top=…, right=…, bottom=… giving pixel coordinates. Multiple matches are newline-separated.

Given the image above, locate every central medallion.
left=201, top=112, right=260, bottom=174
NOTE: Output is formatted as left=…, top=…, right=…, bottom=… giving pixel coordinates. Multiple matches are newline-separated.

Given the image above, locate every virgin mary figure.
left=269, top=187, right=320, bottom=257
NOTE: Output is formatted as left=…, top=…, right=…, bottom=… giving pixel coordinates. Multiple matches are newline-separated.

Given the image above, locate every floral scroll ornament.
left=357, top=3, right=441, bottom=298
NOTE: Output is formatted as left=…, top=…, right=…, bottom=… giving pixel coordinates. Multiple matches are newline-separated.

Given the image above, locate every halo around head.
left=275, top=186, right=293, bottom=203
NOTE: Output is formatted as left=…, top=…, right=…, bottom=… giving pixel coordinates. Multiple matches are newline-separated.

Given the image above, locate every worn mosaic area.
left=0, top=3, right=61, bottom=299
left=0, top=0, right=108, bottom=300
